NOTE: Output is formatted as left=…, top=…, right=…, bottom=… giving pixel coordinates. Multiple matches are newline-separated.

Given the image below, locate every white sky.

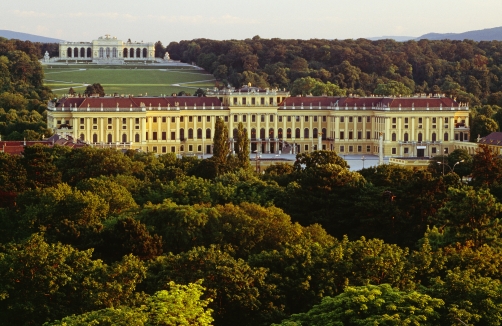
left=2, top=0, right=501, bottom=43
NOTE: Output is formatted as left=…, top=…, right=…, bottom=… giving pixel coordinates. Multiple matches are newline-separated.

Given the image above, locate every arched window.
left=304, top=128, right=309, bottom=139
left=99, top=47, right=104, bottom=58
left=278, top=128, right=283, bottom=139
left=80, top=133, right=85, bottom=141
left=418, top=133, right=423, bottom=142
left=72, top=47, right=77, bottom=57
left=404, top=132, right=409, bottom=142
left=269, top=128, right=274, bottom=138
left=93, top=134, right=98, bottom=143
left=233, top=128, right=238, bottom=139
left=313, top=128, right=318, bottom=138
left=80, top=47, right=85, bottom=57
left=260, top=128, right=265, bottom=139
left=180, top=128, right=185, bottom=140
left=251, top=128, right=256, bottom=140
left=188, top=128, right=193, bottom=139
left=87, top=47, right=92, bottom=57
left=130, top=48, right=134, bottom=58
left=121, top=134, right=126, bottom=143
left=295, top=128, right=301, bottom=138
left=206, top=128, right=211, bottom=139
left=444, top=132, right=449, bottom=141
left=106, top=47, right=111, bottom=58
left=135, top=134, right=140, bottom=142
left=143, top=48, right=148, bottom=58
left=287, top=128, right=291, bottom=139
left=107, top=134, right=112, bottom=143
left=197, top=128, right=203, bottom=139
left=392, top=133, right=396, bottom=141
left=112, top=47, right=118, bottom=58
left=136, top=48, right=141, bottom=58
left=432, top=132, right=437, bottom=141
left=322, top=128, right=327, bottom=140
left=67, top=47, right=72, bottom=58
left=180, top=145, right=184, bottom=151
left=123, top=48, right=128, bottom=58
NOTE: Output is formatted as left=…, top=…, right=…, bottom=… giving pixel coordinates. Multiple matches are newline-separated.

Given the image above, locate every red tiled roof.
left=279, top=96, right=459, bottom=108
left=479, top=132, right=502, bottom=144
left=57, top=96, right=222, bottom=108
left=0, top=139, right=86, bottom=156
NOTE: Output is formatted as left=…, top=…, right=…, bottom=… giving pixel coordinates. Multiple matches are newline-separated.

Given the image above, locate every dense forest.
left=0, top=37, right=53, bottom=140
left=1, top=143, right=502, bottom=325
left=4, top=35, right=502, bottom=324
left=162, top=37, right=502, bottom=106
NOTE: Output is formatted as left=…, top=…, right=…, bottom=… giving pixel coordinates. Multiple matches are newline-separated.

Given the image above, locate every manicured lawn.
left=43, top=65, right=216, bottom=96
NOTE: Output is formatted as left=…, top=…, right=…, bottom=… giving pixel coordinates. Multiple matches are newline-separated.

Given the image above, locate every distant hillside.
left=367, top=36, right=416, bottom=42
left=417, top=26, right=502, bottom=41
left=367, top=26, right=502, bottom=42
left=0, top=30, right=62, bottom=43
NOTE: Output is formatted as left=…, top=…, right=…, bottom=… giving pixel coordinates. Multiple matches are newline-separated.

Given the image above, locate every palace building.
left=47, top=86, right=471, bottom=157
left=58, top=35, right=155, bottom=64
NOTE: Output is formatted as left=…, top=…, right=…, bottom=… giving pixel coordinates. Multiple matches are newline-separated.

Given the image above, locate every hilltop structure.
left=47, top=86, right=471, bottom=157
left=57, top=34, right=155, bottom=64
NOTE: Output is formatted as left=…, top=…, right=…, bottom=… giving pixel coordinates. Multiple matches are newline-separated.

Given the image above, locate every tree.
left=0, top=234, right=147, bottom=325
left=145, top=245, right=277, bottom=326
left=22, top=144, right=61, bottom=189
left=273, top=284, right=444, bottom=326
left=373, top=80, right=413, bottom=96
left=84, top=83, right=105, bottom=97
left=154, top=40, right=166, bottom=58
left=432, top=186, right=502, bottom=247
left=76, top=177, right=138, bottom=215
left=97, top=217, right=163, bottom=263
left=45, top=282, right=214, bottom=326
left=212, top=117, right=230, bottom=174
left=235, top=122, right=250, bottom=168
left=194, top=88, right=206, bottom=97
left=470, top=114, right=498, bottom=140
left=471, top=144, right=502, bottom=187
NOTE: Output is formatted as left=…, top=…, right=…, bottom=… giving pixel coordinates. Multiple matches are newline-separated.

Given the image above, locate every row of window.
left=391, top=132, right=449, bottom=142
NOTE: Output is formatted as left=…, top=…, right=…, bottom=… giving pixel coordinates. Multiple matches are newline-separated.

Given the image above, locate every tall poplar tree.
left=212, top=117, right=229, bottom=172
left=235, top=122, right=250, bottom=168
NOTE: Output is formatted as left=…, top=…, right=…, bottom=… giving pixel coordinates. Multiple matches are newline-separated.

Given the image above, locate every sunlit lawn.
left=43, top=65, right=216, bottom=96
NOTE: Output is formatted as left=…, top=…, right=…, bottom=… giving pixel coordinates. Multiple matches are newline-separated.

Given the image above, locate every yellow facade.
left=47, top=86, right=470, bottom=157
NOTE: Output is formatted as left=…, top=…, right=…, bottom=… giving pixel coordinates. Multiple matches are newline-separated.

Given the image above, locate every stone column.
left=141, top=117, right=147, bottom=143
left=100, top=117, right=104, bottom=143
left=86, top=117, right=91, bottom=143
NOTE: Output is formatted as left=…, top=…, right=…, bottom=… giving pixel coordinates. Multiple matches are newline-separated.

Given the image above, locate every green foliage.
left=145, top=246, right=278, bottom=326
left=0, top=234, right=147, bottom=325
left=235, top=121, right=250, bottom=168
left=76, top=177, right=138, bottom=215
left=432, top=186, right=502, bottom=247
left=373, top=80, right=413, bottom=96
left=45, top=282, right=214, bottom=326
left=84, top=83, right=105, bottom=97
left=273, top=284, right=444, bottom=326
left=16, top=183, right=109, bottom=246
left=211, top=117, right=230, bottom=175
